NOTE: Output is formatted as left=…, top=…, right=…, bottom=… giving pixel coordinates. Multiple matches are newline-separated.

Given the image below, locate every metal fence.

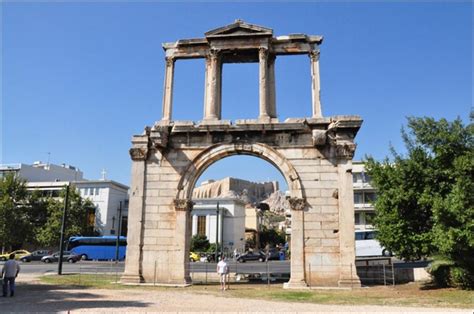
left=73, top=259, right=423, bottom=287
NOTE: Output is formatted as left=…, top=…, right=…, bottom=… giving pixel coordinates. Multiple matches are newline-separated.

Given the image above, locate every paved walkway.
left=0, top=275, right=470, bottom=313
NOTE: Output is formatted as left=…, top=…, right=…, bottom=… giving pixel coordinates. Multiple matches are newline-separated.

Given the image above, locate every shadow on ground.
left=0, top=282, right=150, bottom=312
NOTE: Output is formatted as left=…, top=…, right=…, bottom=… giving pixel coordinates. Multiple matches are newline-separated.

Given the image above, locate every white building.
left=352, top=161, right=376, bottom=230
left=191, top=198, right=246, bottom=253
left=76, top=181, right=128, bottom=236
left=0, top=161, right=83, bottom=181
left=1, top=162, right=129, bottom=236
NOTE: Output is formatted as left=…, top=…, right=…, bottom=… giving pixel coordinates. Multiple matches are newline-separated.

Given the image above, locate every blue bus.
left=68, top=236, right=127, bottom=261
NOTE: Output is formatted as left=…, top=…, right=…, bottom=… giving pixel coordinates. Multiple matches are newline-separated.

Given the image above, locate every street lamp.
left=115, top=201, right=123, bottom=263
left=215, top=202, right=219, bottom=262
left=58, top=183, right=70, bottom=275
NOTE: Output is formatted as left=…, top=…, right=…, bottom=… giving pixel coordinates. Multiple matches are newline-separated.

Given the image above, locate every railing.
left=69, top=258, right=425, bottom=288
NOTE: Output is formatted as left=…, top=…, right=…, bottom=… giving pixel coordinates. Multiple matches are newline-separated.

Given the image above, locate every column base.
left=338, top=278, right=361, bottom=288
left=199, top=119, right=231, bottom=126
left=120, top=274, right=144, bottom=284
left=258, top=116, right=279, bottom=123
left=283, top=279, right=309, bottom=290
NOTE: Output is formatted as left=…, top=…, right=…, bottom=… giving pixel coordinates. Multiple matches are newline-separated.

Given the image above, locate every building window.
left=86, top=207, right=96, bottom=227
left=95, top=188, right=100, bottom=195
left=364, top=192, right=377, bottom=203
left=355, top=213, right=361, bottom=224
left=89, top=188, right=94, bottom=196
left=353, top=192, right=363, bottom=204
left=352, top=173, right=362, bottom=183
left=365, top=212, right=375, bottom=225
left=197, top=216, right=206, bottom=236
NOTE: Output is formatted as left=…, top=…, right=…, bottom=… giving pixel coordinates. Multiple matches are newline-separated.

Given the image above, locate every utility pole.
left=58, top=184, right=70, bottom=275
left=215, top=202, right=219, bottom=262
left=220, top=207, right=224, bottom=257
left=115, top=201, right=123, bottom=263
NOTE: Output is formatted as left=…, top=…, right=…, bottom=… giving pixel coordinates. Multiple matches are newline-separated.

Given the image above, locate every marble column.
left=162, top=56, right=175, bottom=121
left=121, top=136, right=149, bottom=284
left=258, top=47, right=270, bottom=121
left=268, top=54, right=277, bottom=118
left=204, top=50, right=221, bottom=120
left=309, top=50, right=322, bottom=119
left=174, top=199, right=194, bottom=284
left=284, top=197, right=308, bottom=289
left=337, top=159, right=361, bottom=287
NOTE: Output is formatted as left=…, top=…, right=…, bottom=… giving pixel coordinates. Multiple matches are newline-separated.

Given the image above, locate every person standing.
left=2, top=254, right=20, bottom=297
left=216, top=257, right=229, bottom=291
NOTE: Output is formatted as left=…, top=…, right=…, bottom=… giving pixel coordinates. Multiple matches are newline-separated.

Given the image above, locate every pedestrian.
left=2, top=254, right=20, bottom=297
left=216, top=256, right=229, bottom=291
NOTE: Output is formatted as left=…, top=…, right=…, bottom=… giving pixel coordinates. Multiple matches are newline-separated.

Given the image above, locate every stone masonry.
left=122, top=20, right=362, bottom=288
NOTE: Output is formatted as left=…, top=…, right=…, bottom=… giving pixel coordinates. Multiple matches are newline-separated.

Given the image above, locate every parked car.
left=0, top=250, right=31, bottom=261
left=355, top=230, right=392, bottom=257
left=189, top=252, right=200, bottom=262
left=237, top=251, right=266, bottom=263
left=262, top=248, right=281, bottom=261
left=20, top=250, right=51, bottom=262
left=41, top=251, right=82, bottom=263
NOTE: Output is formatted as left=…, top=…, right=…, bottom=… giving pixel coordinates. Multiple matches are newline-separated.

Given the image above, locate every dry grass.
left=40, top=275, right=474, bottom=308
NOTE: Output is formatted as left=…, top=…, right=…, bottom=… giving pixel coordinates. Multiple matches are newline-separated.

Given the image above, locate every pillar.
left=121, top=136, right=149, bottom=284
left=309, top=50, right=322, bottom=118
left=268, top=54, right=277, bottom=118
left=204, top=50, right=221, bottom=120
left=284, top=197, right=308, bottom=289
left=259, top=47, right=270, bottom=121
left=174, top=199, right=194, bottom=284
left=162, top=56, right=175, bottom=121
left=337, top=159, right=361, bottom=287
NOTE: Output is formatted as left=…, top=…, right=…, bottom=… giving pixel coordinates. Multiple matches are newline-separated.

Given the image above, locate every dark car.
left=41, top=251, right=81, bottom=263
left=237, top=251, right=266, bottom=263
left=20, top=250, right=51, bottom=262
left=263, top=248, right=281, bottom=261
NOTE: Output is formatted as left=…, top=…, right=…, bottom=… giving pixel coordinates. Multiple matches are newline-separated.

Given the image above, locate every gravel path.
left=0, top=275, right=470, bottom=313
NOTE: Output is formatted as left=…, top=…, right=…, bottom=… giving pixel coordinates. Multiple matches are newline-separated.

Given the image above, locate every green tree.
left=190, top=234, right=210, bottom=252
left=366, top=117, right=474, bottom=288
left=258, top=226, right=286, bottom=248
left=0, top=173, right=31, bottom=252
left=36, top=186, right=97, bottom=248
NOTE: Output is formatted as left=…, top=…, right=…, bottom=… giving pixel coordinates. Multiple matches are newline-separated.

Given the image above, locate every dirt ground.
left=0, top=274, right=471, bottom=313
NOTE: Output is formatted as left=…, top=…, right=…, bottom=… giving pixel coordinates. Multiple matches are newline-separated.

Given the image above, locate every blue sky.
left=2, top=2, right=472, bottom=191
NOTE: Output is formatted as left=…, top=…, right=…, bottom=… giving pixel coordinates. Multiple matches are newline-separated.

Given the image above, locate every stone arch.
left=176, top=142, right=303, bottom=202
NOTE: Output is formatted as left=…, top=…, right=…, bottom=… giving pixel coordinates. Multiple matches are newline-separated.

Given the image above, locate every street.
left=0, top=260, right=291, bottom=276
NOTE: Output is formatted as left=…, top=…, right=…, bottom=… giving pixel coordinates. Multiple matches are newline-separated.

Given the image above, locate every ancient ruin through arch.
left=122, top=20, right=362, bottom=288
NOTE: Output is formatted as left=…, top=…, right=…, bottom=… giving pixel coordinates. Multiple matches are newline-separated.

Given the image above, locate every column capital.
left=259, top=46, right=269, bottom=58
left=174, top=199, right=194, bottom=211
left=288, top=197, right=306, bottom=211
left=129, top=147, right=148, bottom=161
left=165, top=56, right=175, bottom=66
left=208, top=49, right=220, bottom=61
left=309, top=50, right=320, bottom=62
left=335, top=142, right=357, bottom=159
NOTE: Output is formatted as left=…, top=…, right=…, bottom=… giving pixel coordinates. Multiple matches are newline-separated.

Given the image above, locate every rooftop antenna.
left=101, top=168, right=107, bottom=180
left=46, top=152, right=51, bottom=167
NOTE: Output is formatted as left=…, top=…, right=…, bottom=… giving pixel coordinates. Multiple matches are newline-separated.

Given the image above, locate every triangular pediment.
left=205, top=20, right=273, bottom=38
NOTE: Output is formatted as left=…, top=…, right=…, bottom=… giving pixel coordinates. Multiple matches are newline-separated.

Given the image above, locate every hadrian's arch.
left=122, top=20, right=362, bottom=288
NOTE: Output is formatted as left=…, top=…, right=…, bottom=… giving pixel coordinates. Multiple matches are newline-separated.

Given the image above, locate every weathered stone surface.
left=123, top=21, right=362, bottom=289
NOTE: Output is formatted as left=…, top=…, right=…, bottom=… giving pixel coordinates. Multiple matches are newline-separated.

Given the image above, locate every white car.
left=355, top=230, right=392, bottom=257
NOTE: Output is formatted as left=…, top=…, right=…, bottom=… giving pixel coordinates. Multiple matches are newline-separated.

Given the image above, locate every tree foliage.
left=0, top=175, right=98, bottom=251
left=366, top=117, right=474, bottom=288
left=190, top=234, right=210, bottom=252
left=35, top=186, right=97, bottom=248
left=258, top=226, right=286, bottom=248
